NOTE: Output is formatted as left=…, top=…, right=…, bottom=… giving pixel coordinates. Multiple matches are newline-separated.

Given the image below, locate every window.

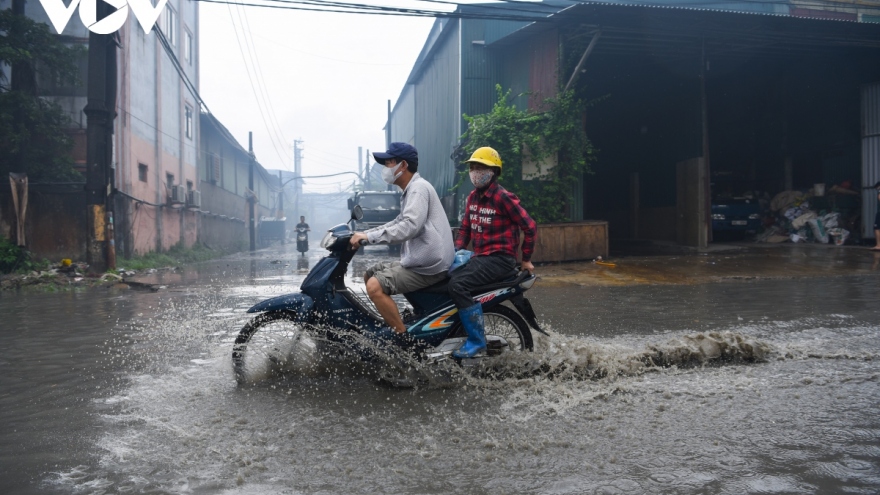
left=184, top=30, right=193, bottom=65
left=186, top=180, right=193, bottom=191
left=163, top=6, right=177, bottom=46
left=166, top=173, right=175, bottom=188
left=185, top=105, right=193, bottom=140
left=138, top=163, right=148, bottom=183
left=208, top=153, right=221, bottom=184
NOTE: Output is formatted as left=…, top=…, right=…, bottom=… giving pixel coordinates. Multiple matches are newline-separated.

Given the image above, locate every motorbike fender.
left=510, top=294, right=547, bottom=335
left=247, top=292, right=314, bottom=316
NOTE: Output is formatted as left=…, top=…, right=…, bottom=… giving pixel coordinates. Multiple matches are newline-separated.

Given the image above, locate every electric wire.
left=155, top=28, right=210, bottom=114
left=227, top=2, right=293, bottom=168
left=195, top=0, right=556, bottom=21
left=233, top=0, right=295, bottom=164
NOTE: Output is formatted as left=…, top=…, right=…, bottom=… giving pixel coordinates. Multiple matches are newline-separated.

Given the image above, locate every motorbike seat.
left=408, top=269, right=523, bottom=296
left=403, top=270, right=531, bottom=314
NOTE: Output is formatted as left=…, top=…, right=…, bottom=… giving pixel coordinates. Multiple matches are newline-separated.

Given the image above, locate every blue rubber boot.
left=452, top=303, right=486, bottom=359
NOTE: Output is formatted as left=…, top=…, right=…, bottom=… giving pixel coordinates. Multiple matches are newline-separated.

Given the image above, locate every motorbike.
left=232, top=206, right=545, bottom=384
left=296, top=227, right=309, bottom=256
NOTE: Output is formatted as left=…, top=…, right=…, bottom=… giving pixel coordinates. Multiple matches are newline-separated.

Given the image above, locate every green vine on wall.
left=455, top=85, right=597, bottom=224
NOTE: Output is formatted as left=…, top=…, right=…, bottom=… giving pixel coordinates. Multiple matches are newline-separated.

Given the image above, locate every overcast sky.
left=199, top=3, right=438, bottom=193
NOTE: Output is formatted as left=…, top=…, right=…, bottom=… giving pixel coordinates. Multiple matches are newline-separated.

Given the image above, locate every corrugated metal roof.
left=489, top=0, right=880, bottom=51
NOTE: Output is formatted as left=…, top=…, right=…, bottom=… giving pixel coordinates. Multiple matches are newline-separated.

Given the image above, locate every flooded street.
left=2, top=244, right=879, bottom=494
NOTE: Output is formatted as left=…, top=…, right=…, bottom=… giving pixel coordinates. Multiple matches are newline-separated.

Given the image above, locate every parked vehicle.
left=711, top=198, right=762, bottom=233
left=347, top=191, right=402, bottom=254
left=232, top=206, right=544, bottom=385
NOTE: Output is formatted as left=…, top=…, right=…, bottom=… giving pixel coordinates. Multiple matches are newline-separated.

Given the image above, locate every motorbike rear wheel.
left=232, top=311, right=320, bottom=385
left=451, top=305, right=533, bottom=354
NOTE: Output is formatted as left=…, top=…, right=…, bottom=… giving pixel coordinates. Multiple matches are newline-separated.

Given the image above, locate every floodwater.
left=2, top=243, right=879, bottom=494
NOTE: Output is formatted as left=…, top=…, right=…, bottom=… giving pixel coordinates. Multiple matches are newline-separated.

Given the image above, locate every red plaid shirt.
left=455, top=181, right=537, bottom=262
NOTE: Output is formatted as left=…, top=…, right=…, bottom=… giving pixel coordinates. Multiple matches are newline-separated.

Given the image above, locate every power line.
left=234, top=0, right=295, bottom=163
left=155, top=28, right=211, bottom=114
left=195, top=0, right=556, bottom=21
left=227, top=2, right=293, bottom=168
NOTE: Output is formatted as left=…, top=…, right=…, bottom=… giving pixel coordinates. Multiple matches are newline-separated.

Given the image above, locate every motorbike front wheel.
left=451, top=305, right=534, bottom=354
left=232, top=311, right=320, bottom=385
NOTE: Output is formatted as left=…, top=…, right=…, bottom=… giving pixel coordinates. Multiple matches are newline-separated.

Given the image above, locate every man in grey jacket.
left=350, top=143, right=454, bottom=335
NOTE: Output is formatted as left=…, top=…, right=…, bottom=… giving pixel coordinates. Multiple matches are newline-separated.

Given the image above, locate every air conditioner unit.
left=187, top=189, right=201, bottom=209
left=170, top=184, right=186, bottom=204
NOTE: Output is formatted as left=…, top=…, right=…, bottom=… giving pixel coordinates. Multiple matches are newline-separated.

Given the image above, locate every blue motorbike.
left=232, top=207, right=544, bottom=384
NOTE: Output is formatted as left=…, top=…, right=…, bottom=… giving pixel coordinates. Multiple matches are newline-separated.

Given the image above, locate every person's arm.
left=455, top=194, right=472, bottom=251
left=500, top=192, right=537, bottom=272
left=365, top=187, right=429, bottom=244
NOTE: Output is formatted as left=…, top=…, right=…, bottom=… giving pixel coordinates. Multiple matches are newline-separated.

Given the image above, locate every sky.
left=198, top=2, right=438, bottom=193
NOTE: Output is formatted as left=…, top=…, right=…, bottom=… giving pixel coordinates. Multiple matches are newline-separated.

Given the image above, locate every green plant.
left=0, top=9, right=84, bottom=182
left=0, top=236, right=47, bottom=273
left=118, top=242, right=226, bottom=271
left=456, top=86, right=597, bottom=223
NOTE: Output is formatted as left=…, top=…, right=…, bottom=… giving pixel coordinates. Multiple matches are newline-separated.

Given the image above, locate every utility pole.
left=277, top=170, right=284, bottom=219
left=293, top=139, right=303, bottom=221
left=84, top=0, right=118, bottom=272
left=365, top=148, right=371, bottom=191
left=248, top=132, right=256, bottom=252
left=358, top=146, right=363, bottom=191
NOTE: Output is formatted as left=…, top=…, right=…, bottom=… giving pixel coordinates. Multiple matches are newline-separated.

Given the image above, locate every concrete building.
left=199, top=113, right=277, bottom=251
left=1, top=0, right=203, bottom=257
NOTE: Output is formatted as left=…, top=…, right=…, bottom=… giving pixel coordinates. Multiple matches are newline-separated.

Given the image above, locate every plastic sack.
left=807, top=218, right=829, bottom=244
left=820, top=212, right=840, bottom=229
left=827, top=228, right=850, bottom=246
left=449, top=249, right=473, bottom=275
left=792, top=211, right=817, bottom=229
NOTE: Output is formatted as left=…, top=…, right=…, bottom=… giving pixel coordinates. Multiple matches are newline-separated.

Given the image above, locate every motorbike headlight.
left=712, top=214, right=726, bottom=220
left=320, top=231, right=336, bottom=249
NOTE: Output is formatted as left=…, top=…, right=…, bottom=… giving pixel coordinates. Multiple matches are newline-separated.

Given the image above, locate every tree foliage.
left=457, top=86, right=596, bottom=223
left=0, top=10, right=83, bottom=182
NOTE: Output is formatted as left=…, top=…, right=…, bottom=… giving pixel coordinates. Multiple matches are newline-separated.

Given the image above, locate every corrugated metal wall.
left=390, top=84, right=416, bottom=146
left=863, top=82, right=880, bottom=239
left=412, top=20, right=461, bottom=199
left=461, top=19, right=532, bottom=120
left=528, top=30, right=560, bottom=111
left=497, top=29, right=560, bottom=113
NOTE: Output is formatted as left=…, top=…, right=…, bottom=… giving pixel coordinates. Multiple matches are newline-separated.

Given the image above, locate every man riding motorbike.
left=349, top=143, right=454, bottom=339
left=295, top=216, right=310, bottom=255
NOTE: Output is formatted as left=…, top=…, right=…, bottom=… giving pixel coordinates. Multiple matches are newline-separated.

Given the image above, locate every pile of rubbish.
left=756, top=188, right=852, bottom=245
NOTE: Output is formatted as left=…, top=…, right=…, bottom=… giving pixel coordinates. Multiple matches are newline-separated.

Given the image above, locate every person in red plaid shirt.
left=449, top=146, right=537, bottom=359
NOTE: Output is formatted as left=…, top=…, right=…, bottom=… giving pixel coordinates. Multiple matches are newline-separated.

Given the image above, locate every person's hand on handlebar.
left=521, top=260, right=535, bottom=274
left=350, top=232, right=368, bottom=249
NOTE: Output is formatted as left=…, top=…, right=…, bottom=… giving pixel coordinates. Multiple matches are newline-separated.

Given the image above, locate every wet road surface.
left=1, top=242, right=879, bottom=494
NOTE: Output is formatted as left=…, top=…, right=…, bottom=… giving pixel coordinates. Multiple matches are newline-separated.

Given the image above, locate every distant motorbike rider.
left=450, top=147, right=537, bottom=358
left=349, top=142, right=454, bottom=336
left=296, top=216, right=310, bottom=255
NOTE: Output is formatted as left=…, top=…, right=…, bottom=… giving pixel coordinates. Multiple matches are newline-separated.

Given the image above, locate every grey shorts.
left=364, top=261, right=448, bottom=295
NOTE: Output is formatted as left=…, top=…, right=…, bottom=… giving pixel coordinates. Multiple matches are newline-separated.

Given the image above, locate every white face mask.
left=469, top=169, right=494, bottom=189
left=382, top=161, right=404, bottom=185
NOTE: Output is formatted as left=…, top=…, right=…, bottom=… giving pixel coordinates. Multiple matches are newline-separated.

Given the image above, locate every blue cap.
left=373, top=142, right=418, bottom=165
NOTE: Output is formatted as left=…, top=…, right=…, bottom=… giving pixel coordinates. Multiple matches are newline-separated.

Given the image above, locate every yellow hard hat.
left=466, top=147, right=502, bottom=171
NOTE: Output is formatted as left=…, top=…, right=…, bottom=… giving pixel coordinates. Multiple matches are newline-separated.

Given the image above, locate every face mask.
left=470, top=169, right=494, bottom=189
left=382, top=161, right=404, bottom=185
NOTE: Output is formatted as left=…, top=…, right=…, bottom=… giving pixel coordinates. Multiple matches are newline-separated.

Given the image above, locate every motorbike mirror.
left=352, top=205, right=364, bottom=221
left=347, top=198, right=354, bottom=210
